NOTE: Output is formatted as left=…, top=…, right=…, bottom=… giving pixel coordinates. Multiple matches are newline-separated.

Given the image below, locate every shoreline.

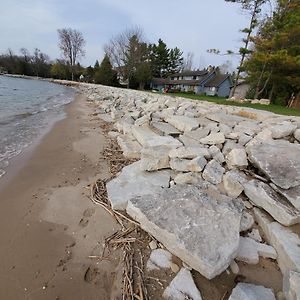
left=0, top=93, right=123, bottom=299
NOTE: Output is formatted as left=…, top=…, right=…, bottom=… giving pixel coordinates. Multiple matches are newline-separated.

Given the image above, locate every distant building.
left=151, top=69, right=232, bottom=97
left=230, top=81, right=250, bottom=99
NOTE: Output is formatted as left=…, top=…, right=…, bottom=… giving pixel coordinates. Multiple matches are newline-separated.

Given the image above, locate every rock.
left=270, top=184, right=300, bottom=211
left=127, top=185, right=243, bottom=279
left=174, top=172, right=203, bottom=185
left=149, top=240, right=158, bottom=250
left=187, top=156, right=207, bottom=172
left=228, top=283, right=276, bottom=300
left=209, top=145, right=225, bottom=163
left=247, top=229, right=262, bottom=242
left=200, top=132, right=225, bottom=145
left=236, top=237, right=277, bottom=264
left=170, top=158, right=190, bottom=172
left=239, top=133, right=252, bottom=146
left=294, top=129, right=300, bottom=142
left=165, top=116, right=199, bottom=132
left=230, top=260, right=239, bottom=274
left=116, top=135, right=142, bottom=159
left=254, top=208, right=300, bottom=274
left=146, top=249, right=173, bottom=271
left=283, top=271, right=300, bottom=300
left=171, top=263, right=180, bottom=273
left=243, top=179, right=300, bottom=226
left=131, top=126, right=158, bottom=146
left=169, top=146, right=210, bottom=159
left=246, top=128, right=273, bottom=147
left=185, top=127, right=210, bottom=141
left=246, top=140, right=300, bottom=189
left=206, top=112, right=246, bottom=127
left=226, top=148, right=248, bottom=169
left=106, top=161, right=170, bottom=210
left=202, top=160, right=225, bottom=185
left=163, top=268, right=202, bottom=300
left=260, top=98, right=271, bottom=105
left=151, top=121, right=181, bottom=136
left=115, top=116, right=134, bottom=134
left=223, top=170, right=246, bottom=198
left=240, top=211, right=255, bottom=232
left=223, top=140, right=244, bottom=156
left=270, top=122, right=297, bottom=139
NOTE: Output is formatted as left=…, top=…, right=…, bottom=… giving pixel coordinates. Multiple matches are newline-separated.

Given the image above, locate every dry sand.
left=0, top=94, right=123, bottom=300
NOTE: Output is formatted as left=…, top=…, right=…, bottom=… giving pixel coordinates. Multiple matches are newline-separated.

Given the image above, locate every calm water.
left=0, top=76, right=75, bottom=178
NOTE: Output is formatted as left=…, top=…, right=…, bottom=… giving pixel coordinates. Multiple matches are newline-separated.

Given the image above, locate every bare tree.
left=104, top=26, right=144, bottom=82
left=57, top=28, right=85, bottom=80
left=182, top=52, right=194, bottom=71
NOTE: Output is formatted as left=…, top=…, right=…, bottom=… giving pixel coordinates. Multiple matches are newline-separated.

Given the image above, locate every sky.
left=0, top=0, right=256, bottom=69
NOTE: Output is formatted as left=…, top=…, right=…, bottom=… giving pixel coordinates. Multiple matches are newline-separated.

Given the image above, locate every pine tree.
left=94, top=55, right=119, bottom=86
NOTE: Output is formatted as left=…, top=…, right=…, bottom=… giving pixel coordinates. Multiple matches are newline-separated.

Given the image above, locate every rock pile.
left=80, top=83, right=300, bottom=299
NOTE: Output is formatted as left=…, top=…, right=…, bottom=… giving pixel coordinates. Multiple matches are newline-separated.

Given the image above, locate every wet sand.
left=0, top=93, right=122, bottom=300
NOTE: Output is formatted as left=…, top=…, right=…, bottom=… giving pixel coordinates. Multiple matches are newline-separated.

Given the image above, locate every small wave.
left=0, top=169, right=5, bottom=178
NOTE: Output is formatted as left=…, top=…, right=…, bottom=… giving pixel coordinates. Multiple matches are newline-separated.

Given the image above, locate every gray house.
left=151, top=69, right=232, bottom=97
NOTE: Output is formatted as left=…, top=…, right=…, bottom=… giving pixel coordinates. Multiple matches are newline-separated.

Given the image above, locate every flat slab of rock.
left=131, top=126, right=158, bottom=146
left=243, top=179, right=300, bottom=226
left=206, top=112, right=247, bottom=126
left=127, top=185, right=243, bottom=279
left=226, top=148, right=248, bottom=169
left=151, top=121, right=181, bottom=136
left=200, top=132, right=225, bottom=145
left=169, top=146, right=210, bottom=159
left=202, top=160, right=225, bottom=185
left=283, top=271, right=300, bottom=300
left=106, top=161, right=170, bottom=210
left=163, top=268, right=202, bottom=300
left=270, top=184, right=300, bottom=211
left=246, top=140, right=300, bottom=189
left=165, top=116, right=199, bottom=132
left=117, top=135, right=142, bottom=159
left=254, top=208, right=300, bottom=274
left=229, top=283, right=276, bottom=300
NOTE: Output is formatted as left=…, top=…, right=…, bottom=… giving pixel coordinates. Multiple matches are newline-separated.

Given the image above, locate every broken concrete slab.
left=246, top=140, right=300, bottom=189
left=151, top=121, right=181, bottom=136
left=229, top=283, right=276, bottom=300
left=146, top=249, right=173, bottom=271
left=163, top=268, right=202, bottom=300
left=106, top=161, right=170, bottom=210
left=226, top=148, right=248, bottom=169
left=236, top=237, right=277, bottom=264
left=243, top=179, right=300, bottom=226
left=200, top=132, right=225, bottom=145
left=131, top=126, right=159, bottom=146
left=165, top=115, right=199, bottom=132
left=283, top=271, right=300, bottom=300
left=202, top=160, right=225, bottom=185
left=127, top=185, right=243, bottom=279
left=254, top=208, right=300, bottom=274
left=169, top=146, right=210, bottom=159
left=116, top=135, right=142, bottom=159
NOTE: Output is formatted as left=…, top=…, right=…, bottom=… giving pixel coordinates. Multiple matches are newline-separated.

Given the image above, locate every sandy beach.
left=0, top=93, right=123, bottom=299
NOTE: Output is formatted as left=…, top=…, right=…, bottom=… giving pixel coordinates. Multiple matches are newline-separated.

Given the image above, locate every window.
left=193, top=76, right=196, bottom=80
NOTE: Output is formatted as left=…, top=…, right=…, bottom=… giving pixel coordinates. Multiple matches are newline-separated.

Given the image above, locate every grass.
left=161, top=92, right=300, bottom=117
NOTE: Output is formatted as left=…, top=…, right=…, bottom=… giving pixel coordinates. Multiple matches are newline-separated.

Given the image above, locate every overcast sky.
left=0, top=0, right=255, bottom=69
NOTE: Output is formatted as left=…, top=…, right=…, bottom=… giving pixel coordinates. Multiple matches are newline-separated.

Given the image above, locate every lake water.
left=0, top=76, right=75, bottom=178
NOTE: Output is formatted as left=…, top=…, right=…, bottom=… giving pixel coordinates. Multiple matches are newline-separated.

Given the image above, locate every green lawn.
left=162, top=92, right=300, bottom=117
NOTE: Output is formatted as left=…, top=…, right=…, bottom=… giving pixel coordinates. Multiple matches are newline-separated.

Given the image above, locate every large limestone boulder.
left=223, top=170, right=246, bottom=198
left=226, top=148, right=248, bottom=169
left=200, top=132, right=225, bottom=145
left=202, top=160, right=225, bottom=185
left=254, top=208, right=300, bottom=275
left=271, top=184, right=300, bottom=211
left=163, top=268, right=202, bottom=300
left=243, top=179, right=300, bottom=226
left=247, top=140, right=300, bottom=190
left=283, top=271, right=300, bottom=300
left=229, top=283, right=276, bottom=300
left=106, top=161, right=170, bottom=210
left=270, top=122, right=297, bottom=139
left=127, top=185, right=243, bottom=279
left=165, top=115, right=199, bottom=132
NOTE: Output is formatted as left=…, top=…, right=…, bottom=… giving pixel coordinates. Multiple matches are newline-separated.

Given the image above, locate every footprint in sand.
left=79, top=208, right=95, bottom=227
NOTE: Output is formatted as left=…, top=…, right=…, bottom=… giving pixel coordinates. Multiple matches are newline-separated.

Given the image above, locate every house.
left=230, top=81, right=250, bottom=99
left=151, top=68, right=232, bottom=97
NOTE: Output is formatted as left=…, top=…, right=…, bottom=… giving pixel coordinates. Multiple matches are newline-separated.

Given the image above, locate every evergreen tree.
left=94, top=54, right=119, bottom=86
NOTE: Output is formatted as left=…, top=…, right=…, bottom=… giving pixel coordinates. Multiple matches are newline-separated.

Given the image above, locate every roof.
left=204, top=74, right=231, bottom=88
left=152, top=78, right=169, bottom=85
left=171, top=69, right=208, bottom=77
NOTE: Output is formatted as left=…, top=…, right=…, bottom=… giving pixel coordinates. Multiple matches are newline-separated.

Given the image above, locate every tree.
left=94, top=54, right=119, bottom=86
left=57, top=28, right=86, bottom=81
left=225, top=0, right=268, bottom=96
left=182, top=52, right=194, bottom=71
left=168, top=47, right=184, bottom=75
left=50, top=60, right=70, bottom=79
left=32, top=48, right=50, bottom=77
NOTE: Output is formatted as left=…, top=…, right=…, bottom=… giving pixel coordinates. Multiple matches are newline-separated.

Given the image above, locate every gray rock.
left=116, top=135, right=142, bottom=159
left=226, top=148, right=248, bottom=169
left=283, top=271, right=300, bottom=300
left=223, top=170, right=246, bottom=198
left=185, top=127, right=210, bottom=141
left=243, top=179, right=300, bottom=226
left=246, top=140, right=300, bottom=189
left=206, top=112, right=247, bottom=126
left=187, top=156, right=207, bottom=172
left=229, top=283, right=276, bottom=300
left=202, top=160, right=225, bottom=185
left=240, top=211, right=255, bottom=232
left=270, top=184, right=300, bottom=211
left=223, top=140, right=244, bottom=156
left=254, top=208, right=300, bottom=274
left=147, top=249, right=173, bottom=271
left=163, top=268, right=202, bottom=300
left=236, top=237, right=277, bottom=264
left=127, top=185, right=242, bottom=279
left=270, top=122, right=297, bottom=139
left=131, top=126, right=158, bottom=146
left=200, top=132, right=225, bottom=145
left=151, top=121, right=181, bottom=136
left=174, top=172, right=203, bottom=185
left=169, top=146, right=210, bottom=159
left=170, top=158, right=190, bottom=172
left=294, top=129, right=300, bottom=142
left=209, top=145, right=225, bottom=163
left=106, top=161, right=170, bottom=210
left=165, top=115, right=199, bottom=132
